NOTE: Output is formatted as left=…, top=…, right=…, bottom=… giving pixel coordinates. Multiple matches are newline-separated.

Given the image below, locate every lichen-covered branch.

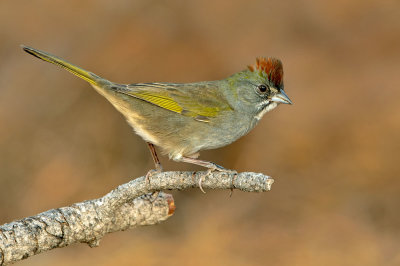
left=0, top=171, right=273, bottom=265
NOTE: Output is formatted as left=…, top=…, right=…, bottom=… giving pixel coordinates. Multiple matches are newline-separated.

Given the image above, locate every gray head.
left=226, top=57, right=292, bottom=118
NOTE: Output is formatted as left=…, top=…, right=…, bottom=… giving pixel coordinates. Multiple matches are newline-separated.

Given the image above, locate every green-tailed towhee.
left=22, top=45, right=292, bottom=172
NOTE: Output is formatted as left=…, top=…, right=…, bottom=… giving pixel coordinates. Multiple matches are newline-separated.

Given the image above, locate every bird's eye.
left=257, top=84, right=269, bottom=93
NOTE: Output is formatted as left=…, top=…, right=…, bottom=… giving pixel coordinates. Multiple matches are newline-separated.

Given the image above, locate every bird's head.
left=227, top=57, right=292, bottom=118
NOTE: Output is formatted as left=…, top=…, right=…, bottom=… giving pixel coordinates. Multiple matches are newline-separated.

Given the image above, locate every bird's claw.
left=145, top=167, right=163, bottom=201
left=145, top=168, right=161, bottom=185
left=198, top=176, right=206, bottom=194
left=197, top=167, right=237, bottom=194
left=212, top=168, right=238, bottom=196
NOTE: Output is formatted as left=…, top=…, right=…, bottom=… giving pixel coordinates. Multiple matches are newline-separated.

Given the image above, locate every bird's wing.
left=112, top=82, right=233, bottom=122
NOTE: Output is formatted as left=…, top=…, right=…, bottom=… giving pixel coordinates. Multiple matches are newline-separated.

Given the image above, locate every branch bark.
left=0, top=171, right=274, bottom=265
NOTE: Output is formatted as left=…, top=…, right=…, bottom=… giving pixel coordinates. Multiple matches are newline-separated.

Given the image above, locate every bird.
left=22, top=45, right=292, bottom=177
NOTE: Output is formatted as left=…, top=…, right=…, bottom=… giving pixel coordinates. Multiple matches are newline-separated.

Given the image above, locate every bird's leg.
left=145, top=142, right=163, bottom=184
left=180, top=156, right=237, bottom=193
left=147, top=142, right=163, bottom=171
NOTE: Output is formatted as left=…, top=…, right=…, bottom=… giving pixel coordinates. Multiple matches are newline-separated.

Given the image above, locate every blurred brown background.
left=1, top=0, right=399, bottom=265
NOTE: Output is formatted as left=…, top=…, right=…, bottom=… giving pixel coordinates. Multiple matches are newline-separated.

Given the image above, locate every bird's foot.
left=145, top=164, right=163, bottom=201
left=211, top=167, right=238, bottom=196
left=197, top=166, right=237, bottom=194
left=145, top=168, right=161, bottom=185
left=179, top=156, right=237, bottom=193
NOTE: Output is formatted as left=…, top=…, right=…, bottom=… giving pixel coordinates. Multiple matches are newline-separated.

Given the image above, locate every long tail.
left=21, top=45, right=108, bottom=86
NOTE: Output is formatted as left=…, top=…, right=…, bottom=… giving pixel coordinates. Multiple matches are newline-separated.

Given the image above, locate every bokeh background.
left=1, top=0, right=399, bottom=265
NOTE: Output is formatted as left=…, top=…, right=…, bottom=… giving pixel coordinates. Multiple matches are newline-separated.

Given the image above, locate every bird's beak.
left=271, top=90, right=293, bottom=105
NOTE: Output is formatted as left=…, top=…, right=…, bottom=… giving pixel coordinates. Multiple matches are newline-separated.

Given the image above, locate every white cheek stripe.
left=256, top=99, right=270, bottom=109
left=255, top=102, right=278, bottom=120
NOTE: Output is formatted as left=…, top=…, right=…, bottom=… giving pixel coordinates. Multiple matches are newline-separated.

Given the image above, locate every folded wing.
left=112, top=82, right=233, bottom=122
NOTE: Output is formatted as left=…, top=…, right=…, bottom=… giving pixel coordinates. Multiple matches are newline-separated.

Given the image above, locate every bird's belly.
left=128, top=107, right=252, bottom=159
left=160, top=111, right=254, bottom=159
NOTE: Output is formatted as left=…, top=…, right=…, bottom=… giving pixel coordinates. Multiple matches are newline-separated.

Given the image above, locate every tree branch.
left=0, top=171, right=273, bottom=265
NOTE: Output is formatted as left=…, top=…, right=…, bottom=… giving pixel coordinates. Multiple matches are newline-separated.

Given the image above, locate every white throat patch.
left=255, top=101, right=278, bottom=120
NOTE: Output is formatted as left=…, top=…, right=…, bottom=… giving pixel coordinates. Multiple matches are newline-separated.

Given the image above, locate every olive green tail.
left=21, top=45, right=106, bottom=86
